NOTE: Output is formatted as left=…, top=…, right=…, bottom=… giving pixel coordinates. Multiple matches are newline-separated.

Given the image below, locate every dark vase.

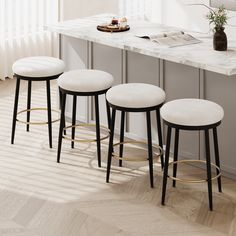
left=213, top=27, right=227, bottom=51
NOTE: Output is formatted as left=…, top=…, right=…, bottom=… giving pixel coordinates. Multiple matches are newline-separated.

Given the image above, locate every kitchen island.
left=47, top=14, right=236, bottom=178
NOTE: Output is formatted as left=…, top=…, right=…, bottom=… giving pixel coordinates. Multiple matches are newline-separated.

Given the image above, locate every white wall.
left=60, top=0, right=119, bottom=20
left=162, top=0, right=209, bottom=32
left=119, top=0, right=235, bottom=33
left=118, top=0, right=209, bottom=32
left=161, top=0, right=236, bottom=37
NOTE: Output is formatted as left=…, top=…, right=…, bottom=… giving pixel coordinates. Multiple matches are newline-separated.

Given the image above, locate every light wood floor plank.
left=0, top=79, right=234, bottom=235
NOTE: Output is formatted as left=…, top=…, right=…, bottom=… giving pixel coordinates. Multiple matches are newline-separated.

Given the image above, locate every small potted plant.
left=206, top=5, right=228, bottom=51
left=188, top=4, right=228, bottom=51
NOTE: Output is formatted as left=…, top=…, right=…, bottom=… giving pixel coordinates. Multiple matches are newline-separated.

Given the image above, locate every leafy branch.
left=187, top=4, right=228, bottom=31
left=206, top=5, right=228, bottom=30
left=186, top=3, right=216, bottom=13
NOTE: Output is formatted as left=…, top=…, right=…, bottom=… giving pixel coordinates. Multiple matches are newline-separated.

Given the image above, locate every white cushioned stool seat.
left=160, top=99, right=224, bottom=127
left=58, top=69, right=114, bottom=92
left=12, top=56, right=65, bottom=78
left=106, top=83, right=166, bottom=109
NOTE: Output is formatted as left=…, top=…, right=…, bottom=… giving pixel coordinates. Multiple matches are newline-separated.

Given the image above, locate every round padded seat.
left=58, top=69, right=114, bottom=93
left=12, top=56, right=65, bottom=78
left=160, top=99, right=224, bottom=127
left=106, top=83, right=166, bottom=109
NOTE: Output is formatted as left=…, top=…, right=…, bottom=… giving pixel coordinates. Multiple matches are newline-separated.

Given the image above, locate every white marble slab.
left=46, top=14, right=236, bottom=76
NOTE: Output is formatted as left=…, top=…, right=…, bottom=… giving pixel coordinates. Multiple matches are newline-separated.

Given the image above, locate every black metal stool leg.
left=46, top=80, right=52, bottom=148
left=106, top=100, right=114, bottom=153
left=213, top=127, right=222, bottom=193
left=95, top=95, right=101, bottom=167
left=205, top=129, right=213, bottom=211
left=57, top=92, right=66, bottom=163
left=156, top=109, right=164, bottom=169
left=173, top=128, right=179, bottom=187
left=26, top=80, right=32, bottom=132
left=11, top=78, right=21, bottom=144
left=119, top=111, right=125, bottom=167
left=59, top=88, right=66, bottom=135
left=106, top=100, right=111, bottom=130
left=162, top=126, right=172, bottom=205
left=71, top=95, right=77, bottom=149
left=106, top=109, right=116, bottom=183
left=146, top=111, right=154, bottom=188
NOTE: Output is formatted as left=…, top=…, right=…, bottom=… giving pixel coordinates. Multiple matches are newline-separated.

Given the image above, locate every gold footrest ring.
left=16, top=108, right=60, bottom=125
left=62, top=123, right=110, bottom=143
left=112, top=141, right=163, bottom=162
left=168, top=159, right=221, bottom=183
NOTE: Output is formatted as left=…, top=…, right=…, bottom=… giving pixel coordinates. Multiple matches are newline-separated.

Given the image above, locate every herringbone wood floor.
left=0, top=79, right=235, bottom=236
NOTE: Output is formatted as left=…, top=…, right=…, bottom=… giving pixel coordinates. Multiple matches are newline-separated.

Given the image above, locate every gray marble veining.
left=46, top=14, right=236, bottom=76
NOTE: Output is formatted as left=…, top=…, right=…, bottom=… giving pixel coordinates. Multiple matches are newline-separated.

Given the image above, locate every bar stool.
left=57, top=69, right=114, bottom=167
left=11, top=56, right=65, bottom=148
left=160, top=98, right=224, bottom=211
left=106, top=83, right=166, bottom=188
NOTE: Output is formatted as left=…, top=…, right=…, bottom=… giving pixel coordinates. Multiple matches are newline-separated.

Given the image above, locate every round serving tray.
left=97, top=25, right=130, bottom=33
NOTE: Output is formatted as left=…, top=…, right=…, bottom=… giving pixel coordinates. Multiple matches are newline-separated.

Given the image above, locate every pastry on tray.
left=119, top=17, right=128, bottom=29
left=111, top=17, right=119, bottom=25
left=97, top=16, right=129, bottom=32
left=107, top=24, right=119, bottom=29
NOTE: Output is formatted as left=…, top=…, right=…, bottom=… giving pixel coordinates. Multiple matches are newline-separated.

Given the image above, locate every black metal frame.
left=161, top=119, right=222, bottom=211
left=57, top=87, right=111, bottom=168
left=106, top=102, right=164, bottom=188
left=11, top=73, right=62, bottom=148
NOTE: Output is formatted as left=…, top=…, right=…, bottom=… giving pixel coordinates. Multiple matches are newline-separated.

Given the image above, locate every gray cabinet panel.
left=61, top=36, right=88, bottom=122
left=92, top=43, right=122, bottom=85
left=164, top=61, right=200, bottom=160
left=92, top=43, right=123, bottom=127
left=164, top=61, right=199, bottom=99
left=61, top=36, right=87, bottom=71
left=127, top=52, right=160, bottom=142
left=205, top=71, right=236, bottom=175
left=127, top=52, right=160, bottom=85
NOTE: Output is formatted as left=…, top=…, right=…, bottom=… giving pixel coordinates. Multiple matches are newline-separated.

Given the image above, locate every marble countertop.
left=47, top=14, right=236, bottom=76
